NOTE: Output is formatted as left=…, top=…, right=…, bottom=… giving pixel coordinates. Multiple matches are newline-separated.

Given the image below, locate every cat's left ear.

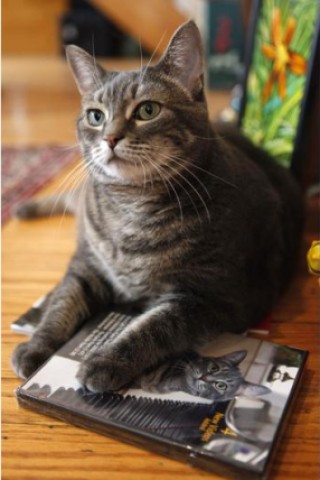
left=157, top=20, right=204, bottom=97
left=65, top=45, right=105, bottom=95
left=220, top=350, right=247, bottom=366
left=237, top=382, right=271, bottom=397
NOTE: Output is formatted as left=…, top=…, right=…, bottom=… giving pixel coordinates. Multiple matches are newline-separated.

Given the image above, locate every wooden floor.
left=2, top=56, right=319, bottom=480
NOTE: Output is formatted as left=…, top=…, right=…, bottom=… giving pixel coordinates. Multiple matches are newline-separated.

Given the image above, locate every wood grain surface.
left=2, top=56, right=319, bottom=480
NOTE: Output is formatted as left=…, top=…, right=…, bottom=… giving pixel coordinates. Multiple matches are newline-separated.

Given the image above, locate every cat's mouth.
left=97, top=152, right=144, bottom=183
left=107, top=153, right=140, bottom=169
left=95, top=148, right=150, bottom=183
left=107, top=153, right=127, bottom=164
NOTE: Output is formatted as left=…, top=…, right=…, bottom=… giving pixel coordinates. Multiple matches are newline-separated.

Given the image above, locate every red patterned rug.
left=1, top=146, right=78, bottom=224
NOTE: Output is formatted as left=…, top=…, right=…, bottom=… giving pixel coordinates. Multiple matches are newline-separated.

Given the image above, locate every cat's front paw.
left=77, top=353, right=135, bottom=393
left=12, top=341, right=54, bottom=379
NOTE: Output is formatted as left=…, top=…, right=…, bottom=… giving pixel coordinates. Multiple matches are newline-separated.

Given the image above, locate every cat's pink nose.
left=106, top=136, right=122, bottom=150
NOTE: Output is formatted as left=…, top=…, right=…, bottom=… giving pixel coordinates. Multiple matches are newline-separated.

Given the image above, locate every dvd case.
left=14, top=309, right=307, bottom=479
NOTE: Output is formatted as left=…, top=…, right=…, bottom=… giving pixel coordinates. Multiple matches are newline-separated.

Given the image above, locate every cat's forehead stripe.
left=94, top=89, right=104, bottom=103
left=101, top=73, right=137, bottom=108
left=101, top=71, right=160, bottom=111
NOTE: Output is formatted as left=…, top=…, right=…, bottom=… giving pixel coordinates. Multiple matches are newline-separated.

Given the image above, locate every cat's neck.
left=90, top=176, right=173, bottom=213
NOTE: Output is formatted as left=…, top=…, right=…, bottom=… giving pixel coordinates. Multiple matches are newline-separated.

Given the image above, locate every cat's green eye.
left=87, top=109, right=105, bottom=127
left=214, top=381, right=227, bottom=392
left=134, top=102, right=161, bottom=121
left=208, top=362, right=218, bottom=373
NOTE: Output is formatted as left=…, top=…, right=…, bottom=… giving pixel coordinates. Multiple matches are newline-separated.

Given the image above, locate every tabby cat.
left=134, top=350, right=270, bottom=401
left=12, top=21, right=303, bottom=393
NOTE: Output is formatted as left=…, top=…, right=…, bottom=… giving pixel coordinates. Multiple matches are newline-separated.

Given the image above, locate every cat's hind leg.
left=13, top=187, right=82, bottom=219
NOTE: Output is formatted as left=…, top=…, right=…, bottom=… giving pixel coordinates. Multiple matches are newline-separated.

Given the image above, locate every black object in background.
left=60, top=0, right=129, bottom=57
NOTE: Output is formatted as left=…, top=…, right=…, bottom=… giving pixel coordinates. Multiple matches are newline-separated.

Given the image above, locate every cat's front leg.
left=12, top=251, right=112, bottom=379
left=77, top=298, right=209, bottom=392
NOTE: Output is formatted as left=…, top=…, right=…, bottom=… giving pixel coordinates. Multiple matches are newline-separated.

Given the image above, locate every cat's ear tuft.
left=157, top=20, right=204, bottom=97
left=65, top=45, right=105, bottom=95
left=221, top=350, right=247, bottom=366
left=237, top=382, right=271, bottom=397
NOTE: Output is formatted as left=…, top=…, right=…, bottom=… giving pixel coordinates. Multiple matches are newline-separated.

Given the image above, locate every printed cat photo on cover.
left=12, top=21, right=303, bottom=393
left=131, top=350, right=271, bottom=401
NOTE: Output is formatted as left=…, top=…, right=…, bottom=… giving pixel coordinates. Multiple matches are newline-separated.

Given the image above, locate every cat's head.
left=66, top=21, right=210, bottom=185
left=183, top=351, right=271, bottom=402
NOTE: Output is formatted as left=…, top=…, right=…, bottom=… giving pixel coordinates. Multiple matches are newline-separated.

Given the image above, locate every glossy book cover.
left=15, top=310, right=307, bottom=479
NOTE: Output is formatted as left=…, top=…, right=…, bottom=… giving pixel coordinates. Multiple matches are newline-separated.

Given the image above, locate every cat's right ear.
left=65, top=45, right=105, bottom=95
left=156, top=21, right=204, bottom=98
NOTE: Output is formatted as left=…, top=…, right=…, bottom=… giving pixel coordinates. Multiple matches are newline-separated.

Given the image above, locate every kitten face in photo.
left=138, top=350, right=270, bottom=402
left=182, top=351, right=270, bottom=401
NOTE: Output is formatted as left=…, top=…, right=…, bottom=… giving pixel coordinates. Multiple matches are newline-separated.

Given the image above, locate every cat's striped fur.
left=12, top=21, right=303, bottom=392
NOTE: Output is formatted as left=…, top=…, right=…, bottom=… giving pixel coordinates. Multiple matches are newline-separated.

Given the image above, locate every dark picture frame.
left=239, top=0, right=320, bottom=177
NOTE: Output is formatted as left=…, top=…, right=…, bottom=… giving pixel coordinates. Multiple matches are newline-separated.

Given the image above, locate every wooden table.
left=2, top=56, right=319, bottom=480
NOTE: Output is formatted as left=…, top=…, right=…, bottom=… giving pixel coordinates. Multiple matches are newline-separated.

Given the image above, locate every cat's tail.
left=13, top=190, right=79, bottom=219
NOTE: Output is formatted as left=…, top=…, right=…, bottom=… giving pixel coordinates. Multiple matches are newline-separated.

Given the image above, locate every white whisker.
left=48, top=161, right=86, bottom=217
left=150, top=145, right=238, bottom=189
left=157, top=151, right=212, bottom=201
left=138, top=36, right=144, bottom=86
left=161, top=159, right=211, bottom=224
left=141, top=153, right=184, bottom=224
left=91, top=34, right=104, bottom=91
left=139, top=29, right=167, bottom=87
left=53, top=144, right=80, bottom=153
left=56, top=162, right=90, bottom=230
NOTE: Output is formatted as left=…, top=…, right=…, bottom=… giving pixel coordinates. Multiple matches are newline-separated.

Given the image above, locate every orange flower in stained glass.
left=261, top=8, right=308, bottom=102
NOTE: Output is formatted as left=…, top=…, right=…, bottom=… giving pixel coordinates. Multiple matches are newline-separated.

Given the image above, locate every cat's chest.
left=83, top=211, right=167, bottom=302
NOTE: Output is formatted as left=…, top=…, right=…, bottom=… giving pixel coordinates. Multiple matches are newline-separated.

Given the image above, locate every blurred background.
left=2, top=0, right=252, bottom=55
left=2, top=0, right=253, bottom=86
